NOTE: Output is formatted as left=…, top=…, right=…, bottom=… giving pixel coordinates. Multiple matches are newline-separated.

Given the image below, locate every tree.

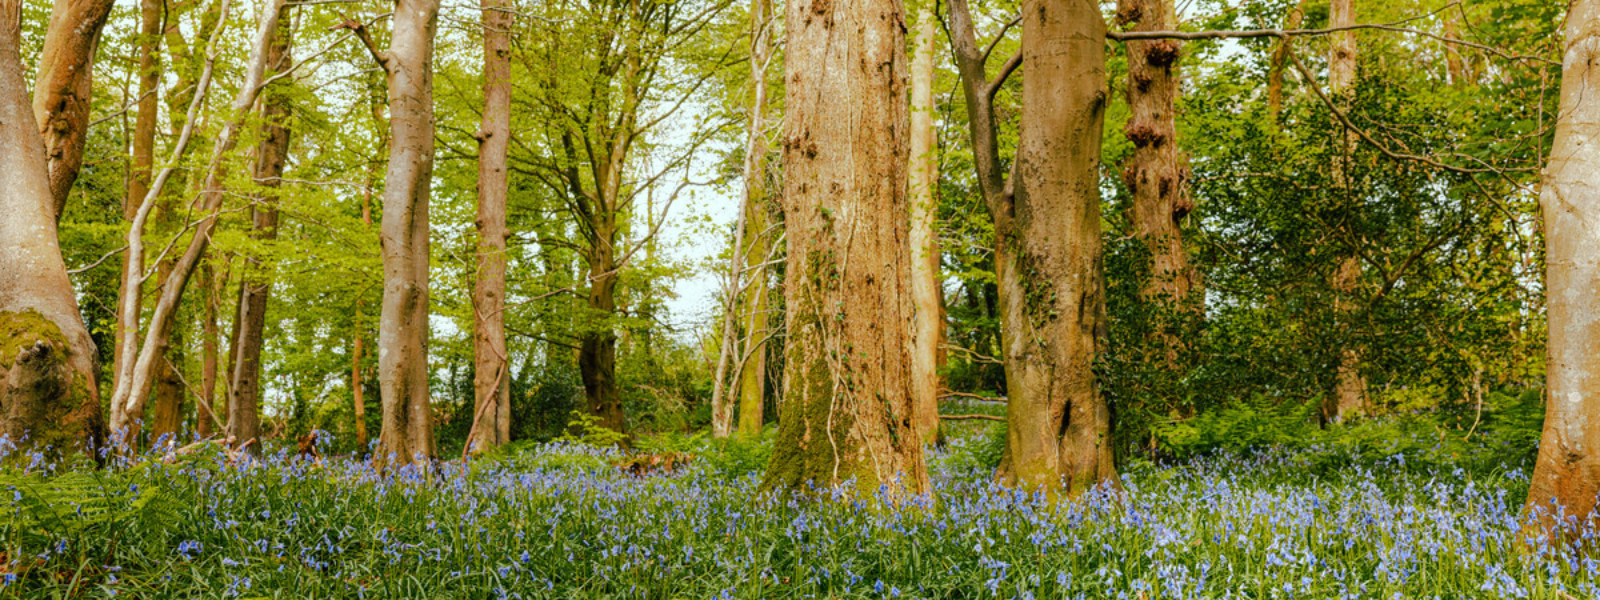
left=109, top=0, right=290, bottom=439
left=227, top=9, right=294, bottom=452
left=1117, top=0, right=1197, bottom=345
left=712, top=0, right=777, bottom=437
left=467, top=0, right=514, bottom=454
left=1524, top=0, right=1600, bottom=541
left=353, top=0, right=445, bottom=465
left=947, top=0, right=1116, bottom=496
left=908, top=0, right=944, bottom=445
left=761, top=0, right=930, bottom=500
left=734, top=2, right=778, bottom=437
left=32, top=0, right=117, bottom=217
left=0, top=0, right=105, bottom=453
left=1328, top=0, right=1367, bottom=420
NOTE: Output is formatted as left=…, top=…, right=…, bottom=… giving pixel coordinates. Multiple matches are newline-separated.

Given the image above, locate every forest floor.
left=0, top=421, right=1588, bottom=599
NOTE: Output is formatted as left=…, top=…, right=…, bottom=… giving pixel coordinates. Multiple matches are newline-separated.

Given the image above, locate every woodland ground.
left=0, top=404, right=1588, bottom=600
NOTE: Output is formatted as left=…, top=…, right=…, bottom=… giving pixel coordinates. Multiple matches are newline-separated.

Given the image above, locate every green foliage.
left=555, top=411, right=630, bottom=447
left=635, top=427, right=776, bottom=477
left=1152, top=389, right=1544, bottom=477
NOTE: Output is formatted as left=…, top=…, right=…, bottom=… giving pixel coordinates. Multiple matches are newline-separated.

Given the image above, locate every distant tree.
left=467, top=0, right=514, bottom=454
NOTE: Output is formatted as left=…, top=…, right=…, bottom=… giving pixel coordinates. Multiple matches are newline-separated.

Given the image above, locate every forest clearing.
left=0, top=0, right=1592, bottom=594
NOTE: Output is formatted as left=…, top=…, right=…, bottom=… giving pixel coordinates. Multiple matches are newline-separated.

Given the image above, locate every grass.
left=0, top=429, right=1592, bottom=599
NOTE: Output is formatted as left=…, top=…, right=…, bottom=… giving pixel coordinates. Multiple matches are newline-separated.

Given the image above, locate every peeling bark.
left=761, top=0, right=930, bottom=501
left=1523, top=0, right=1600, bottom=542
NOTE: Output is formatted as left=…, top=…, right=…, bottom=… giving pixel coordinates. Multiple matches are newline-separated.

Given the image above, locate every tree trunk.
left=761, top=0, right=930, bottom=501
left=468, top=0, right=512, bottom=454
left=948, top=0, right=1116, bottom=497
left=0, top=0, right=105, bottom=454
left=1265, top=0, right=1304, bottom=119
left=579, top=256, right=624, bottom=435
left=32, top=0, right=117, bottom=217
left=227, top=13, right=293, bottom=452
left=116, top=0, right=162, bottom=383
left=996, top=0, right=1115, bottom=497
left=374, top=0, right=443, bottom=466
left=1524, top=0, right=1600, bottom=540
left=1118, top=0, right=1196, bottom=362
left=908, top=1, right=945, bottom=446
left=735, top=201, right=772, bottom=438
left=197, top=259, right=220, bottom=438
left=1328, top=0, right=1366, bottom=421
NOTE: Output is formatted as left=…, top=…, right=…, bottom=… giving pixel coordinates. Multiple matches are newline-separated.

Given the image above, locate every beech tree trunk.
left=32, top=0, right=117, bottom=217
left=761, top=0, right=930, bottom=500
left=1118, top=0, right=1196, bottom=363
left=1524, top=0, right=1600, bottom=541
left=1328, top=0, right=1366, bottom=420
left=374, top=0, right=443, bottom=466
left=0, top=0, right=105, bottom=453
left=227, top=14, right=293, bottom=452
left=467, top=0, right=512, bottom=454
left=998, top=0, right=1115, bottom=497
left=949, top=0, right=1116, bottom=497
left=908, top=1, right=945, bottom=445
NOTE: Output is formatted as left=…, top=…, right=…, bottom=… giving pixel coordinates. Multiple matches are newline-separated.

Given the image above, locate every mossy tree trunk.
left=997, top=0, right=1115, bottom=497
left=762, top=0, right=930, bottom=501
left=0, top=0, right=105, bottom=454
left=1524, top=0, right=1600, bottom=542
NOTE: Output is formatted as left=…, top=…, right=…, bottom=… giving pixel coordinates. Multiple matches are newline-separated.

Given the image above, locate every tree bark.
left=0, top=0, right=105, bottom=454
left=1000, top=0, right=1115, bottom=497
left=116, top=0, right=162, bottom=384
left=1328, top=0, right=1366, bottom=420
left=761, top=0, right=930, bottom=501
left=1265, top=0, right=1304, bottom=119
left=227, top=13, right=293, bottom=452
left=467, top=0, right=512, bottom=454
left=1118, top=0, right=1197, bottom=364
left=948, top=0, right=1116, bottom=497
left=908, top=0, right=945, bottom=446
left=31, top=0, right=117, bottom=217
left=1523, top=0, right=1600, bottom=541
left=579, top=255, right=624, bottom=435
left=373, top=0, right=443, bottom=466
left=197, top=259, right=221, bottom=438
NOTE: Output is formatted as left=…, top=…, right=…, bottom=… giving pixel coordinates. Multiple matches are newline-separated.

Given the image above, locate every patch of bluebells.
left=0, top=439, right=1598, bottom=598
